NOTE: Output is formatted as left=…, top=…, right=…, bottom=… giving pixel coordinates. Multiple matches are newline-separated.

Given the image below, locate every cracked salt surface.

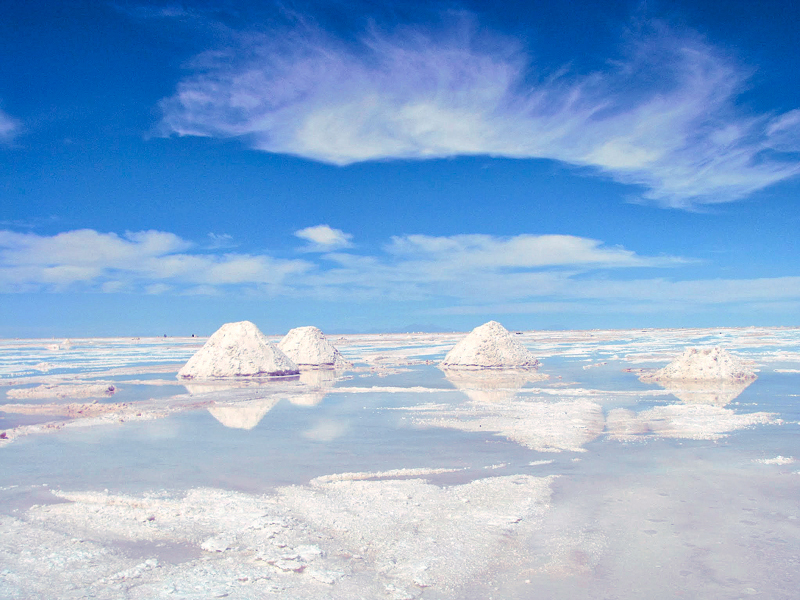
left=1, top=327, right=800, bottom=598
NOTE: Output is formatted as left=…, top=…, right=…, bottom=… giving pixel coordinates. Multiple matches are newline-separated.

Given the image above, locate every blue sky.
left=2, top=0, right=800, bottom=336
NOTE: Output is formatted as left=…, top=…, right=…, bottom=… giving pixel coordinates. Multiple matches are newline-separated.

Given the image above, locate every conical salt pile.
left=642, top=346, right=756, bottom=383
left=278, top=326, right=349, bottom=368
left=177, top=321, right=299, bottom=379
left=440, top=321, right=540, bottom=370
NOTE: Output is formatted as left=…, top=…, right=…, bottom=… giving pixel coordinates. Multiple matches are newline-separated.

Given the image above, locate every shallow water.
left=1, top=328, right=798, bottom=599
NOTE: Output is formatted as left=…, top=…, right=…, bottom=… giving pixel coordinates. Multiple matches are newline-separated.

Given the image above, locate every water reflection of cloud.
left=302, top=418, right=349, bottom=442
left=605, top=404, right=775, bottom=441
left=409, top=399, right=605, bottom=452
left=441, top=368, right=548, bottom=403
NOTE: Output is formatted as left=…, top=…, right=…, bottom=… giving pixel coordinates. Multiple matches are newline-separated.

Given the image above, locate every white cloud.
left=4, top=228, right=800, bottom=320
left=295, top=225, right=353, bottom=251
left=0, top=229, right=311, bottom=292
left=159, top=18, right=800, bottom=207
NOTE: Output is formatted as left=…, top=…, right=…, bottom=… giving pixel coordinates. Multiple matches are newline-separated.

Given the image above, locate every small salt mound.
left=178, top=321, right=298, bottom=379
left=278, top=326, right=349, bottom=368
left=642, top=346, right=756, bottom=383
left=440, top=321, right=540, bottom=370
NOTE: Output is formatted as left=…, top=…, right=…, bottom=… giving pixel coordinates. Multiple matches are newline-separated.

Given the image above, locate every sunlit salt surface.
left=1, top=327, right=799, bottom=599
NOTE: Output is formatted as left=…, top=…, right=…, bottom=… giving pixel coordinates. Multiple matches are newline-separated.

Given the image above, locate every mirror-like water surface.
left=0, top=328, right=798, bottom=599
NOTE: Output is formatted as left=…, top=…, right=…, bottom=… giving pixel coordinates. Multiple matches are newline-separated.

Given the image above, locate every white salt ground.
left=440, top=321, right=540, bottom=370
left=278, top=326, right=351, bottom=368
left=0, top=473, right=554, bottom=599
left=178, top=321, right=298, bottom=379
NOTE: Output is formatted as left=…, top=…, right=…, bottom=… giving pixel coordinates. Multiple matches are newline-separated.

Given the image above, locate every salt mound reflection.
left=183, top=378, right=297, bottom=395
left=289, top=368, right=339, bottom=406
left=197, top=369, right=340, bottom=428
left=207, top=398, right=281, bottom=430
left=655, top=378, right=755, bottom=406
left=442, top=368, right=548, bottom=403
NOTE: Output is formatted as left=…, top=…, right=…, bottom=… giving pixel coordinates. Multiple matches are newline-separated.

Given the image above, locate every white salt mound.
left=177, top=321, right=298, bottom=379
left=643, top=346, right=757, bottom=383
left=440, top=321, right=540, bottom=370
left=278, top=326, right=348, bottom=368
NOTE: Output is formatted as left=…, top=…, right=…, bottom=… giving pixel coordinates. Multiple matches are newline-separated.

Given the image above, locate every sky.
left=2, top=0, right=800, bottom=336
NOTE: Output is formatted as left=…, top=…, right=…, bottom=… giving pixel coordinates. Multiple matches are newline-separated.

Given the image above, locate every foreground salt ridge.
left=178, top=321, right=299, bottom=379
left=1, top=472, right=554, bottom=599
left=6, top=382, right=116, bottom=400
left=440, top=321, right=541, bottom=370
left=278, top=326, right=351, bottom=368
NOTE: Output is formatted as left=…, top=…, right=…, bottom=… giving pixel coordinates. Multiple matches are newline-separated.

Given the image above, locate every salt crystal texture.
left=641, top=346, right=757, bottom=383
left=440, top=321, right=540, bottom=370
left=278, top=326, right=349, bottom=368
left=177, top=321, right=298, bottom=379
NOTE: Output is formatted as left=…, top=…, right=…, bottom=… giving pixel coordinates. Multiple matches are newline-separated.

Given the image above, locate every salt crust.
left=2, top=473, right=553, bottom=599
left=6, top=383, right=116, bottom=400
left=278, top=326, right=350, bottom=368
left=310, top=467, right=466, bottom=485
left=177, top=321, right=299, bottom=379
left=440, top=321, right=540, bottom=370
left=641, top=346, right=757, bottom=383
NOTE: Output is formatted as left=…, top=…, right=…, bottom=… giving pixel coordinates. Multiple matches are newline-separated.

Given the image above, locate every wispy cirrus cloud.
left=0, top=107, right=20, bottom=143
left=159, top=17, right=800, bottom=207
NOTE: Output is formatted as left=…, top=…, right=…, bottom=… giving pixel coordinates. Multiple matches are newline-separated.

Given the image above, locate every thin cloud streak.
left=0, top=107, right=20, bottom=143
left=159, top=18, right=800, bottom=207
left=3, top=228, right=799, bottom=318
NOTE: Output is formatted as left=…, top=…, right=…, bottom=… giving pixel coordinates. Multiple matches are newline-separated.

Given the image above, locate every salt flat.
left=1, top=327, right=799, bottom=599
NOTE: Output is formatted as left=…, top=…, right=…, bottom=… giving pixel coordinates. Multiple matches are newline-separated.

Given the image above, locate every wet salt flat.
left=1, top=327, right=799, bottom=599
